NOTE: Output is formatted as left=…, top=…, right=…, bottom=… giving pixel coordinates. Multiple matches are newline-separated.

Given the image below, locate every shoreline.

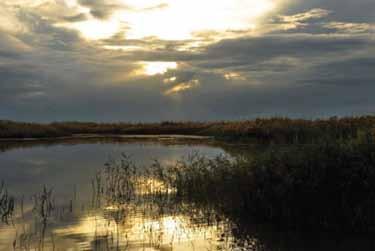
left=0, top=134, right=214, bottom=142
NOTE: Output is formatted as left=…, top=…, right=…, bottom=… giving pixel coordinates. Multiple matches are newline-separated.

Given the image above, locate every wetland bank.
left=1, top=117, right=375, bottom=250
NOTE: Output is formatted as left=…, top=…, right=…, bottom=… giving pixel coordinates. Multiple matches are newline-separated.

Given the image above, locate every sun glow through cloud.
left=60, top=19, right=120, bottom=40
left=60, top=0, right=276, bottom=41
left=142, top=61, right=178, bottom=76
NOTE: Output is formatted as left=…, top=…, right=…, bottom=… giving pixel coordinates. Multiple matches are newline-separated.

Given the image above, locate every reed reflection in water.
left=0, top=140, right=236, bottom=251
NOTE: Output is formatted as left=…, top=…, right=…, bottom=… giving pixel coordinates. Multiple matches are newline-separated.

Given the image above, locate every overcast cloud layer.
left=0, top=0, right=374, bottom=122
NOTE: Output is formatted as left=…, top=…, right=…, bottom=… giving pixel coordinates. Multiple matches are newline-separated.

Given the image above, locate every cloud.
left=0, top=63, right=45, bottom=102
left=63, top=13, right=89, bottom=22
left=277, top=8, right=331, bottom=23
left=283, top=0, right=375, bottom=23
left=1, top=0, right=375, bottom=121
left=323, top=22, right=375, bottom=34
left=267, top=8, right=331, bottom=30
left=0, top=33, right=32, bottom=58
left=142, top=3, right=169, bottom=11
left=302, top=57, right=375, bottom=87
left=194, top=34, right=373, bottom=74
left=77, top=0, right=124, bottom=19
left=0, top=3, right=28, bottom=33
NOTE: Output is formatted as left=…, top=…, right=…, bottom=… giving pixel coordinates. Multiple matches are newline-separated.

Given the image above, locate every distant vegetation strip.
left=1, top=116, right=375, bottom=143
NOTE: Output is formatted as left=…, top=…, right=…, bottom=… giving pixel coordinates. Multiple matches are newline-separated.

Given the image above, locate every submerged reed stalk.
left=0, top=181, right=15, bottom=224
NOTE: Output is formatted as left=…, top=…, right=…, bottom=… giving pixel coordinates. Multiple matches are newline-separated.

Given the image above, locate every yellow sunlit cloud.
left=165, top=79, right=200, bottom=95
left=163, top=76, right=177, bottom=84
left=224, top=72, right=246, bottom=80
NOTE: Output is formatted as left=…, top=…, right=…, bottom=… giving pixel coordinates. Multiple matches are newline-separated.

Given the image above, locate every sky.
left=0, top=0, right=374, bottom=122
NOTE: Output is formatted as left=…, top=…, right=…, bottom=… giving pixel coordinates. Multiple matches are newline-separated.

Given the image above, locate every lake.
left=0, top=138, right=374, bottom=251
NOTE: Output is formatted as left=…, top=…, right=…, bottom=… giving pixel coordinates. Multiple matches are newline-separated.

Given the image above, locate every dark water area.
left=0, top=138, right=374, bottom=251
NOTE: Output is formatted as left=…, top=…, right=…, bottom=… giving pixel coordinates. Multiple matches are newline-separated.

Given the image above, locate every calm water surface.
left=0, top=139, right=374, bottom=251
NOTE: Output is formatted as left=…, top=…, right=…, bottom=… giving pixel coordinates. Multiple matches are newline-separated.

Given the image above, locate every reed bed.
left=89, top=131, right=375, bottom=232
left=160, top=133, right=375, bottom=232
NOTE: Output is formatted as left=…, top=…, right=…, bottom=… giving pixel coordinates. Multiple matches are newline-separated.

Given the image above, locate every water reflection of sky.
left=0, top=141, right=225, bottom=198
